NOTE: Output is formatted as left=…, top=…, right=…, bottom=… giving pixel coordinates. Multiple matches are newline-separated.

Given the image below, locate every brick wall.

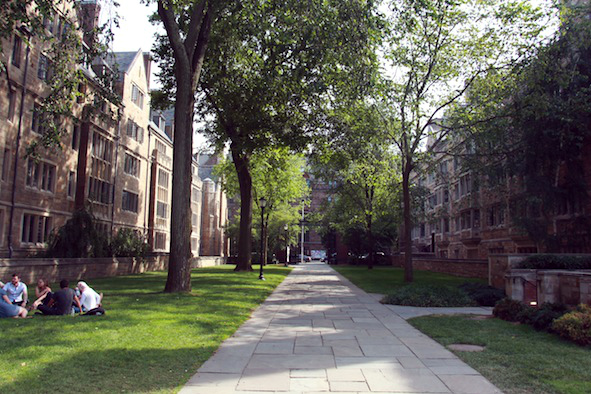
left=1, top=255, right=227, bottom=284
left=391, top=254, right=488, bottom=279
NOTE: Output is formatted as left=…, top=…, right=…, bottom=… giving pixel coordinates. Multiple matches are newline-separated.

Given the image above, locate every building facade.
left=0, top=1, right=227, bottom=258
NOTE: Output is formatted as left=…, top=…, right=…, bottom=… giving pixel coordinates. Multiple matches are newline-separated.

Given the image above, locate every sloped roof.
left=106, top=50, right=141, bottom=75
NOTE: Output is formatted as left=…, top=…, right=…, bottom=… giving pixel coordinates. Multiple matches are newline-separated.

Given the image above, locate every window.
left=71, top=125, right=80, bottom=150
left=21, top=214, right=52, bottom=244
left=122, top=190, right=139, bottom=213
left=11, top=35, right=22, bottom=68
left=7, top=88, right=16, bottom=122
left=443, top=218, right=450, bottom=233
left=192, top=187, right=200, bottom=203
left=2, top=149, right=10, bottom=181
left=156, top=201, right=168, bottom=219
left=487, top=205, right=505, bottom=227
left=126, top=119, right=144, bottom=143
left=157, top=169, right=169, bottom=188
left=131, top=84, right=144, bottom=108
left=31, top=104, right=45, bottom=134
left=192, top=213, right=198, bottom=227
left=124, top=154, right=139, bottom=177
left=38, top=54, right=50, bottom=81
left=155, top=140, right=167, bottom=155
left=68, top=171, right=76, bottom=198
left=89, top=132, right=113, bottom=204
left=443, top=189, right=449, bottom=204
left=154, top=232, right=166, bottom=250
left=26, top=159, right=55, bottom=192
left=191, top=237, right=198, bottom=251
left=459, top=174, right=471, bottom=197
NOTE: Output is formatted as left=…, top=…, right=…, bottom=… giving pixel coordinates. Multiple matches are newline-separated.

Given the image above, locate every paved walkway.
left=180, top=263, right=502, bottom=394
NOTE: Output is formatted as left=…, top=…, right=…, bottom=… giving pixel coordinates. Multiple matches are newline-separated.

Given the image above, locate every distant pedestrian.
left=4, top=274, right=28, bottom=307
left=38, top=279, right=82, bottom=316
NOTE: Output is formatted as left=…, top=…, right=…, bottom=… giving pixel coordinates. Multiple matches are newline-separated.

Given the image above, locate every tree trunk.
left=367, top=214, right=374, bottom=270
left=402, top=163, right=414, bottom=282
left=232, top=144, right=253, bottom=271
left=165, top=74, right=194, bottom=292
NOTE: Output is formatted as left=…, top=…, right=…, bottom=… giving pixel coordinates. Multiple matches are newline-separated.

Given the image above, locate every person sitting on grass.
left=4, top=274, right=28, bottom=307
left=30, top=278, right=52, bottom=310
left=38, top=279, right=82, bottom=316
left=0, top=281, right=27, bottom=318
left=75, top=281, right=102, bottom=313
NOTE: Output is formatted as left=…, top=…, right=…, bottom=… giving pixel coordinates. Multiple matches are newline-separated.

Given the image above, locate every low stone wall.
left=1, top=255, right=227, bottom=284
left=488, top=254, right=532, bottom=289
left=392, top=254, right=488, bottom=279
left=506, top=269, right=591, bottom=306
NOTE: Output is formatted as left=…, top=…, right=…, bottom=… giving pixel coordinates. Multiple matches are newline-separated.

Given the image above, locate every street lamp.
left=284, top=224, right=290, bottom=267
left=259, top=197, right=267, bottom=280
left=301, top=199, right=305, bottom=265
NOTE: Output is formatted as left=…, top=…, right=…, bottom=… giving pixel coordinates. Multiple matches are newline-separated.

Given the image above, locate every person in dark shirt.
left=38, top=279, right=82, bottom=316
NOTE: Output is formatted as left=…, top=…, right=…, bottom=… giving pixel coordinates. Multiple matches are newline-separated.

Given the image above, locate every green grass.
left=410, top=315, right=591, bottom=394
left=332, top=265, right=485, bottom=294
left=0, top=265, right=290, bottom=394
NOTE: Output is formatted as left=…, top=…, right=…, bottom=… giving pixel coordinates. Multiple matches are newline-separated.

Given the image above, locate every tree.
left=312, top=101, right=400, bottom=269
left=454, top=3, right=591, bottom=252
left=150, top=0, right=221, bottom=292
left=197, top=0, right=381, bottom=271
left=381, top=0, right=551, bottom=282
left=215, top=147, right=309, bottom=267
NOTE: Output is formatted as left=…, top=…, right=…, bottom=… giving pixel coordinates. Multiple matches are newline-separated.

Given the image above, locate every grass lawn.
left=0, top=265, right=290, bottom=394
left=410, top=315, right=591, bottom=394
left=331, top=265, right=484, bottom=294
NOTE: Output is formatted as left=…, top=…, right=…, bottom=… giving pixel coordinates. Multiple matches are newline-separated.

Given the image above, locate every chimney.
left=143, top=53, right=152, bottom=90
left=79, top=0, right=101, bottom=46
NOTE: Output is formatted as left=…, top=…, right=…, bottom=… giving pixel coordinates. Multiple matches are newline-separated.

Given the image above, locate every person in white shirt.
left=4, top=274, right=28, bottom=307
left=76, top=281, right=101, bottom=312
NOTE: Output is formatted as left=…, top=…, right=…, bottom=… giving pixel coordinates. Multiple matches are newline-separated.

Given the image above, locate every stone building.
left=0, top=1, right=226, bottom=258
left=411, top=126, right=545, bottom=260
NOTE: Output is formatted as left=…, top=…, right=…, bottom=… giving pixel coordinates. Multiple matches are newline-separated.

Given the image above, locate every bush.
left=518, top=254, right=591, bottom=270
left=552, top=304, right=591, bottom=346
left=458, top=282, right=506, bottom=307
left=530, top=302, right=569, bottom=331
left=110, top=228, right=150, bottom=258
left=381, top=284, right=476, bottom=307
left=45, top=209, right=110, bottom=258
left=493, top=298, right=527, bottom=322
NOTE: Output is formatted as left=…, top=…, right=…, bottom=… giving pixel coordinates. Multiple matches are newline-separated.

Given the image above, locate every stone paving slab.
left=180, top=263, right=502, bottom=393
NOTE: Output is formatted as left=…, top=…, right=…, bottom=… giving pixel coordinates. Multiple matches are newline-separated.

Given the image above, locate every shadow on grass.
left=0, top=347, right=219, bottom=394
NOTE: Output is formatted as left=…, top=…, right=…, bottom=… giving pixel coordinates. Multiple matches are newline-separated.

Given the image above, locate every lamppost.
left=301, top=199, right=305, bottom=265
left=259, top=197, right=267, bottom=280
left=284, top=224, right=290, bottom=267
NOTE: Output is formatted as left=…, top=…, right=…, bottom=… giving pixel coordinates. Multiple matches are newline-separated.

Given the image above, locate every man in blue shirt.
left=4, top=274, right=28, bottom=307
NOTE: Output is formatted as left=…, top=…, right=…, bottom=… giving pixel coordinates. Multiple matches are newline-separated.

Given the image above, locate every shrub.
left=530, top=302, right=570, bottom=331
left=110, top=228, right=150, bottom=258
left=45, top=209, right=110, bottom=258
left=493, top=298, right=527, bottom=322
left=518, top=254, right=591, bottom=270
left=552, top=304, right=591, bottom=346
left=381, top=284, right=476, bottom=307
left=458, top=282, right=506, bottom=306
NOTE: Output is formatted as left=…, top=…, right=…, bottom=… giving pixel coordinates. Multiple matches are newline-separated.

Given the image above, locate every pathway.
left=180, top=262, right=502, bottom=394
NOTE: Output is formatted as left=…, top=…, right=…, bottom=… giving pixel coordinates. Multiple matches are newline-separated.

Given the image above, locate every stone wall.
left=1, top=255, right=227, bottom=284
left=488, top=254, right=532, bottom=288
left=505, top=269, right=591, bottom=306
left=391, top=254, right=488, bottom=279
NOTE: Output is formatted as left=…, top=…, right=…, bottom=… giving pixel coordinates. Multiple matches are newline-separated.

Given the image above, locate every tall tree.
left=381, top=0, right=551, bottom=282
left=312, top=102, right=400, bottom=269
left=215, top=147, right=309, bottom=266
left=197, top=0, right=381, bottom=271
left=453, top=3, right=591, bottom=252
left=150, top=0, right=220, bottom=292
